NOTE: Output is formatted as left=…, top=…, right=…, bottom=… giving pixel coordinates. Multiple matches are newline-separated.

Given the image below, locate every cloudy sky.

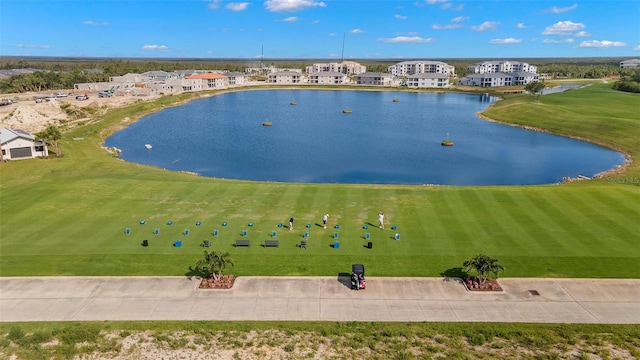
left=2, top=0, right=638, bottom=59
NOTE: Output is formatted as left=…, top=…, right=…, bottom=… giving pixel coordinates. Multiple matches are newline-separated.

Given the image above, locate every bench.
left=263, top=240, right=279, bottom=248
left=299, top=240, right=307, bottom=249
left=235, top=239, right=251, bottom=247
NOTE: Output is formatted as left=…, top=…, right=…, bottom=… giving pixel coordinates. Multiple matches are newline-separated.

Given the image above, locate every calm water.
left=105, top=90, right=625, bottom=185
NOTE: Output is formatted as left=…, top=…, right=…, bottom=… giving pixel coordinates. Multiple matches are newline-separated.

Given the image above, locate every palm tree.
left=44, top=125, right=62, bottom=157
left=463, top=254, right=504, bottom=283
left=195, top=250, right=234, bottom=280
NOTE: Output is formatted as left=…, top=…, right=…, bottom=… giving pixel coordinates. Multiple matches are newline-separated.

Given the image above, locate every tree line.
left=0, top=57, right=634, bottom=93
left=612, top=69, right=640, bottom=93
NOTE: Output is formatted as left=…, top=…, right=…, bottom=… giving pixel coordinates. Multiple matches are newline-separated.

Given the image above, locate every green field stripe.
left=488, top=190, right=551, bottom=256
left=580, top=187, right=640, bottom=238
left=428, top=190, right=468, bottom=255
left=457, top=189, right=511, bottom=254
left=553, top=189, right=638, bottom=254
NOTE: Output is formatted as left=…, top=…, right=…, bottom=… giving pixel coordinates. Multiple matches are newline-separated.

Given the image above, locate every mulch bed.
left=463, top=277, right=503, bottom=292
left=198, top=274, right=236, bottom=289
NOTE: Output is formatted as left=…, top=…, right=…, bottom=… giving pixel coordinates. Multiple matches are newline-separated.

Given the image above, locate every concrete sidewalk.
left=1, top=277, right=638, bottom=323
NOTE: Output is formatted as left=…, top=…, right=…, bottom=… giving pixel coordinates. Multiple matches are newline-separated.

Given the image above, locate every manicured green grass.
left=1, top=83, right=638, bottom=278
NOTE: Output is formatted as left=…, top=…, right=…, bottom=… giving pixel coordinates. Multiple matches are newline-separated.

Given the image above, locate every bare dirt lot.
left=0, top=90, right=160, bottom=133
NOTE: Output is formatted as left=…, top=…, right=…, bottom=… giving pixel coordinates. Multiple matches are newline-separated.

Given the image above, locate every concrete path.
left=1, top=277, right=638, bottom=323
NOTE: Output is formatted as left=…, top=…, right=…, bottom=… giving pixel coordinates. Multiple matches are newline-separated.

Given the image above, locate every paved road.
left=1, top=277, right=638, bottom=323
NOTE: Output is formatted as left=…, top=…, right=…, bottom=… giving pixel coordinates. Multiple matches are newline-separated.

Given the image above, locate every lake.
left=104, top=89, right=625, bottom=185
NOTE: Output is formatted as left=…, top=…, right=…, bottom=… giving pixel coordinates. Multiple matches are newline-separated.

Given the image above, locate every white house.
left=467, top=61, right=538, bottom=74
left=388, top=61, right=455, bottom=76
left=355, top=72, right=396, bottom=86
left=620, top=59, right=640, bottom=69
left=185, top=73, right=228, bottom=89
left=407, top=73, right=451, bottom=88
left=0, top=128, right=48, bottom=160
left=268, top=71, right=303, bottom=84
left=223, top=72, right=246, bottom=85
left=307, top=71, right=349, bottom=84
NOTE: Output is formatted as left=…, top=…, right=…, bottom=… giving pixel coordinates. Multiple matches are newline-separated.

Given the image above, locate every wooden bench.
left=263, top=240, right=279, bottom=248
left=235, top=239, right=251, bottom=247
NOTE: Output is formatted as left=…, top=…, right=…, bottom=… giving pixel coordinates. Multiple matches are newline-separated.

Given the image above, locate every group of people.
left=287, top=211, right=385, bottom=230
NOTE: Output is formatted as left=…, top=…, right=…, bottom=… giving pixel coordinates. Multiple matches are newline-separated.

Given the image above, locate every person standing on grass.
left=289, top=217, right=294, bottom=230
left=378, top=211, right=385, bottom=229
left=322, top=213, right=329, bottom=229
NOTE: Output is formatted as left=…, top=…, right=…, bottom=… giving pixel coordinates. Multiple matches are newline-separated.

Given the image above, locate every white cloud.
left=451, top=16, right=468, bottom=22
left=310, top=19, right=320, bottom=24
left=264, top=0, right=326, bottom=12
left=15, top=43, right=51, bottom=49
left=440, top=2, right=451, bottom=9
left=546, top=3, right=578, bottom=14
left=471, top=21, right=499, bottom=32
left=226, top=2, right=250, bottom=11
left=432, top=24, right=462, bottom=30
left=280, top=16, right=300, bottom=22
left=141, top=45, right=169, bottom=51
left=635, top=45, right=640, bottom=51
left=517, top=23, right=527, bottom=29
left=83, top=20, right=109, bottom=26
left=208, top=0, right=221, bottom=9
left=574, top=31, right=591, bottom=37
left=578, top=40, right=626, bottom=48
left=489, top=38, right=522, bottom=44
left=542, top=38, right=574, bottom=44
left=377, top=36, right=434, bottom=43
left=328, top=32, right=336, bottom=37
left=350, top=28, right=365, bottom=34
left=455, top=4, right=464, bottom=11
left=426, top=0, right=448, bottom=4
left=395, top=14, right=408, bottom=20
left=542, top=20, right=585, bottom=36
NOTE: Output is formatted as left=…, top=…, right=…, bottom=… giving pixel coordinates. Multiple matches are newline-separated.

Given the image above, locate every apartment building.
left=306, top=61, right=366, bottom=75
left=355, top=72, right=396, bottom=86
left=387, top=61, right=455, bottom=76
left=620, top=59, right=640, bottom=69
left=467, top=61, right=538, bottom=74
left=268, top=71, right=304, bottom=84
left=407, top=73, right=451, bottom=88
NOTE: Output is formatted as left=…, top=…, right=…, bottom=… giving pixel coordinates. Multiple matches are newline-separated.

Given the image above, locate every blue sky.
left=2, top=0, right=639, bottom=59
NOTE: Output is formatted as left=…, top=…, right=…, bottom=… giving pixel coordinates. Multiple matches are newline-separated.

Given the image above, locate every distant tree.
left=524, top=81, right=546, bottom=99
left=463, top=254, right=504, bottom=283
left=195, top=251, right=234, bottom=281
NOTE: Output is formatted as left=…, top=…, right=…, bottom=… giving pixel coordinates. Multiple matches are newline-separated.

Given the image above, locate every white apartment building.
left=467, top=61, right=537, bottom=74
left=305, top=61, right=366, bottom=75
left=268, top=71, right=304, bottom=84
left=387, top=61, right=455, bottom=76
left=406, top=73, right=451, bottom=88
left=307, top=71, right=349, bottom=84
left=459, top=73, right=514, bottom=87
left=620, top=59, right=640, bottom=69
left=355, top=72, right=396, bottom=86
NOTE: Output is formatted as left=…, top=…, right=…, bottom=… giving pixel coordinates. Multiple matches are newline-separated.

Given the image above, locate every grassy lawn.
left=1, top=321, right=639, bottom=359
left=1, top=83, right=638, bottom=278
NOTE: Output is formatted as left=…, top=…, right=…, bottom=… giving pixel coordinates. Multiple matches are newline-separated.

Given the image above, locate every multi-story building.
left=387, top=61, right=455, bottom=76
left=185, top=73, right=229, bottom=89
left=467, top=61, right=537, bottom=74
left=620, top=59, right=640, bottom=69
left=268, top=71, right=304, bottom=84
left=307, top=71, right=349, bottom=84
left=355, top=72, right=396, bottom=86
left=406, top=73, right=451, bottom=88
left=460, top=73, right=514, bottom=87
left=306, top=61, right=366, bottom=75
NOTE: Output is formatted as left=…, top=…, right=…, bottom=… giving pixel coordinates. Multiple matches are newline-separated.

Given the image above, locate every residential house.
left=388, top=61, right=455, bottom=76
left=141, top=71, right=172, bottom=80
left=268, top=71, right=303, bottom=84
left=356, top=72, right=396, bottom=86
left=407, top=73, right=451, bottom=88
left=0, top=128, right=48, bottom=160
left=307, top=71, right=349, bottom=84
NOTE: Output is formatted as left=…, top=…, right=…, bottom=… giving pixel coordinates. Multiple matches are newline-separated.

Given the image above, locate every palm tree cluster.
left=195, top=250, right=234, bottom=281
left=463, top=254, right=504, bottom=283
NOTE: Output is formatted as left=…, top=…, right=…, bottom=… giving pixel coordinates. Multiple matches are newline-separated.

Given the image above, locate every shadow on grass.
left=440, top=267, right=468, bottom=279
